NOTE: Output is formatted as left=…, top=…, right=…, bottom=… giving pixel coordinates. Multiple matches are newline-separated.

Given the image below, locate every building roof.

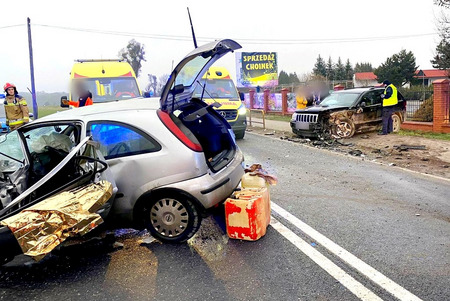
left=415, top=69, right=448, bottom=78
left=355, top=72, right=377, bottom=81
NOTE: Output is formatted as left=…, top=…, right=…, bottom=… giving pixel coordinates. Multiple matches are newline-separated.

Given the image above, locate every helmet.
left=382, top=80, right=391, bottom=86
left=3, top=82, right=16, bottom=92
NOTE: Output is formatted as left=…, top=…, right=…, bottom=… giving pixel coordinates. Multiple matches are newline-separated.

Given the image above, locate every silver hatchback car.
left=0, top=39, right=245, bottom=254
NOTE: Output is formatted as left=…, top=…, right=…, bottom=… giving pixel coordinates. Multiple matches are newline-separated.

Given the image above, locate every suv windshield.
left=320, top=93, right=360, bottom=107
left=193, top=79, right=239, bottom=99
left=72, top=78, right=140, bottom=103
left=0, top=131, right=25, bottom=173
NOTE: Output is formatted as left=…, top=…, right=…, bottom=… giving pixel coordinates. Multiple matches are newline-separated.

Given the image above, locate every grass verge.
left=396, top=129, right=450, bottom=141
left=35, top=106, right=68, bottom=118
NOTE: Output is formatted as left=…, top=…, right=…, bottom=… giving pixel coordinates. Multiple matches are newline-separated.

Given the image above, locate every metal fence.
left=399, top=88, right=434, bottom=122
left=406, top=99, right=423, bottom=119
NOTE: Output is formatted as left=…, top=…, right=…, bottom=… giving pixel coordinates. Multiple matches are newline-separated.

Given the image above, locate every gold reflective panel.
left=0, top=180, right=112, bottom=261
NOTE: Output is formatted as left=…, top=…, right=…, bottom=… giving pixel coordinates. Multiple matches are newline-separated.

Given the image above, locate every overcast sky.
left=0, top=0, right=443, bottom=93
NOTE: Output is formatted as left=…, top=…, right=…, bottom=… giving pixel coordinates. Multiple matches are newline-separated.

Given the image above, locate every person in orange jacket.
left=62, top=82, right=93, bottom=107
left=3, top=83, right=30, bottom=130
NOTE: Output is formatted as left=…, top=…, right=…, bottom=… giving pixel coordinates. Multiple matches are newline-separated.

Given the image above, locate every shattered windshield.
left=0, top=131, right=25, bottom=173
left=320, top=93, right=360, bottom=107
left=193, top=79, right=240, bottom=99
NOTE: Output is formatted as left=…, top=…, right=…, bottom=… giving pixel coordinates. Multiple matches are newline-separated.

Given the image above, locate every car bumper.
left=159, top=148, right=245, bottom=210
left=229, top=114, right=247, bottom=133
left=290, top=121, right=320, bottom=138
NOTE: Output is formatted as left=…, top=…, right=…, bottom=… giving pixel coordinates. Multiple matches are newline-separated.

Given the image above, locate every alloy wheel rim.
left=393, top=116, right=400, bottom=132
left=150, top=198, right=189, bottom=237
left=336, top=122, right=351, bottom=137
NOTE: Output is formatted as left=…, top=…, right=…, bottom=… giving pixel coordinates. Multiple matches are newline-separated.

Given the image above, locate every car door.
left=356, top=90, right=383, bottom=125
left=0, top=124, right=116, bottom=219
left=86, top=121, right=163, bottom=217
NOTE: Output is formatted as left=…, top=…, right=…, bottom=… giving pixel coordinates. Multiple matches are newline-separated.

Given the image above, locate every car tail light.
left=157, top=109, right=203, bottom=152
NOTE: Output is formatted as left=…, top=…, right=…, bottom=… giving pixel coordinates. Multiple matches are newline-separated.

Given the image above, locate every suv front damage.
left=291, top=87, right=406, bottom=139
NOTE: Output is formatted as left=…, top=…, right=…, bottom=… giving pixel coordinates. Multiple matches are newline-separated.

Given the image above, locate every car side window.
left=87, top=121, right=161, bottom=159
left=361, top=91, right=382, bottom=106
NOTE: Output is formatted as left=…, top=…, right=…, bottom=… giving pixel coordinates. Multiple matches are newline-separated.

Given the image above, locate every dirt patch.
left=246, top=126, right=450, bottom=179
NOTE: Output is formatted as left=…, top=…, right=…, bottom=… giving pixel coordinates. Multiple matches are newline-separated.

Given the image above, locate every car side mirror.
left=60, top=96, right=69, bottom=108
left=239, top=92, right=245, bottom=101
left=28, top=112, right=34, bottom=118
left=143, top=91, right=151, bottom=98
left=360, top=101, right=366, bottom=108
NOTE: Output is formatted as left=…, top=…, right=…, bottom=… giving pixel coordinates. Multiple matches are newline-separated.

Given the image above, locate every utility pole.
left=27, top=17, right=38, bottom=119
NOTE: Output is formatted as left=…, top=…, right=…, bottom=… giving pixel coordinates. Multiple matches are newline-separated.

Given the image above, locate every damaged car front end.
left=0, top=123, right=116, bottom=264
left=291, top=87, right=406, bottom=138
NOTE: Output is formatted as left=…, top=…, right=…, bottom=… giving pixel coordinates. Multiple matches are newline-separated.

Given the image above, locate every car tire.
left=392, top=114, right=401, bottom=132
left=332, top=118, right=355, bottom=138
left=142, top=191, right=202, bottom=243
left=235, top=130, right=245, bottom=140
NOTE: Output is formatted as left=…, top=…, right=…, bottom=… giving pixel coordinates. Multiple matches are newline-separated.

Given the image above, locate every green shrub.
left=412, top=96, right=433, bottom=122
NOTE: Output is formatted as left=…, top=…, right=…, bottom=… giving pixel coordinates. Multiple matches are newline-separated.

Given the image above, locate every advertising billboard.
left=235, top=52, right=278, bottom=88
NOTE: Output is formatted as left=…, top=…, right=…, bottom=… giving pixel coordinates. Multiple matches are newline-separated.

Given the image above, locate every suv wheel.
left=392, top=114, right=401, bottom=132
left=142, top=192, right=201, bottom=243
left=333, top=118, right=355, bottom=138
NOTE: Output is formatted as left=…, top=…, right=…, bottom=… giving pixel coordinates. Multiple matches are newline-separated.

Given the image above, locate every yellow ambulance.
left=192, top=66, right=247, bottom=139
left=61, top=59, right=141, bottom=107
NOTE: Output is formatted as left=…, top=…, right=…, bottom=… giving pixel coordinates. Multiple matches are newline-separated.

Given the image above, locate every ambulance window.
left=87, top=121, right=161, bottom=159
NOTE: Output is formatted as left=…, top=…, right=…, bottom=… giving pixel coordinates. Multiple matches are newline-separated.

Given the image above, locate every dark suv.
left=290, top=87, right=406, bottom=138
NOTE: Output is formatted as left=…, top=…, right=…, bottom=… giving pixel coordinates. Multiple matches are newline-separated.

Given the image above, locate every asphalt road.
left=0, top=132, right=448, bottom=301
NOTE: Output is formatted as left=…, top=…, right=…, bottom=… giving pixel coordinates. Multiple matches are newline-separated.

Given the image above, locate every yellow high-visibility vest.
left=383, top=84, right=398, bottom=107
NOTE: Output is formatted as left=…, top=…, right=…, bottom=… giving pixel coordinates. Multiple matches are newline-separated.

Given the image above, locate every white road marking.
left=270, top=217, right=383, bottom=301
left=271, top=202, right=423, bottom=301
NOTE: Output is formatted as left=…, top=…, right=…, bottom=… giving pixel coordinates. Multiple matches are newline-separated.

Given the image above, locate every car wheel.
left=142, top=192, right=202, bottom=243
left=332, top=118, right=355, bottom=138
left=235, top=130, right=245, bottom=139
left=392, top=114, right=401, bottom=132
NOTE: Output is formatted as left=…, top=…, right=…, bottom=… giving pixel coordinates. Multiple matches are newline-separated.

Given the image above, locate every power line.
left=25, top=23, right=440, bottom=45
left=0, top=24, right=25, bottom=30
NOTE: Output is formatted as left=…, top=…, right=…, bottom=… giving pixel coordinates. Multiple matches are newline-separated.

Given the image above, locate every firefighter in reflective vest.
left=62, top=82, right=93, bottom=107
left=3, top=83, right=30, bottom=131
left=379, top=80, right=398, bottom=135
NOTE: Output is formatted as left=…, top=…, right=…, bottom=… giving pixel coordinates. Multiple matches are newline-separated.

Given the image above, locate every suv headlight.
left=238, top=104, right=247, bottom=115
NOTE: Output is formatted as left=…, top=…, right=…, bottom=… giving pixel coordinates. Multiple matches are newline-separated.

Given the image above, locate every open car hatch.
left=160, top=39, right=242, bottom=113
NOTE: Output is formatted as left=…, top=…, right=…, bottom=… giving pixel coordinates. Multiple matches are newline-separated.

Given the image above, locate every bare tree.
left=118, top=39, right=146, bottom=78
left=435, top=0, right=450, bottom=8
left=156, top=74, right=170, bottom=97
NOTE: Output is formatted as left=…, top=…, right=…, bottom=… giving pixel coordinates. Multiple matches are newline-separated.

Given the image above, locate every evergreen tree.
left=313, top=55, right=326, bottom=77
left=278, top=70, right=290, bottom=85
left=354, top=62, right=373, bottom=73
left=334, top=57, right=346, bottom=80
left=345, top=59, right=354, bottom=80
left=374, top=49, right=417, bottom=87
left=289, top=72, right=300, bottom=84
left=326, top=56, right=334, bottom=80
